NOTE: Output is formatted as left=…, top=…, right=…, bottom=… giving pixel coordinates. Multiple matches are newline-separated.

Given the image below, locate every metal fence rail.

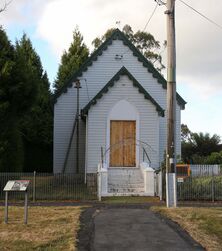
left=177, top=165, right=222, bottom=201
left=0, top=172, right=97, bottom=201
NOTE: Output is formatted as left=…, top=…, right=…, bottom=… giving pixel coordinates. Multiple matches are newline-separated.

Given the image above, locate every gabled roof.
left=53, top=29, right=186, bottom=109
left=81, top=66, right=165, bottom=117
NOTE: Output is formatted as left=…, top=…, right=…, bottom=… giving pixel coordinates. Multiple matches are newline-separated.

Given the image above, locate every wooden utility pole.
left=74, top=79, right=81, bottom=174
left=165, top=0, right=177, bottom=207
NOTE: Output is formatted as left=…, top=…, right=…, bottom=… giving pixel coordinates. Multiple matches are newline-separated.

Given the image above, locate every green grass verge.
left=0, top=206, right=83, bottom=250
left=152, top=206, right=222, bottom=251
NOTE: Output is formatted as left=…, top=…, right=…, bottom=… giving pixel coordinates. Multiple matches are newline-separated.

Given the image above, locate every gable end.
left=82, top=66, right=165, bottom=117
left=53, top=29, right=186, bottom=109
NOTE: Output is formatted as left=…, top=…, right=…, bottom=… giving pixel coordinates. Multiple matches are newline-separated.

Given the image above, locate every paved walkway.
left=78, top=206, right=204, bottom=251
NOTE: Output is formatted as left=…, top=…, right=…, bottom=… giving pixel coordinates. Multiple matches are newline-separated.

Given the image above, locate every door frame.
left=110, top=120, right=136, bottom=167
left=106, top=100, right=140, bottom=168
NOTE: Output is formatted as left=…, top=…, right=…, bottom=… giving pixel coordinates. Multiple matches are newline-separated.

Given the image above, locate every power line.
left=155, top=0, right=166, bottom=6
left=179, top=0, right=222, bottom=30
left=121, top=2, right=160, bottom=56
left=84, top=79, right=90, bottom=101
left=82, top=79, right=90, bottom=101
left=143, top=2, right=159, bottom=31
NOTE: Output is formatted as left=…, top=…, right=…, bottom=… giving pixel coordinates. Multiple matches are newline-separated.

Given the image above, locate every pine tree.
left=0, top=28, right=39, bottom=171
left=0, top=29, right=53, bottom=172
left=0, top=26, right=18, bottom=171
left=54, top=27, right=89, bottom=93
left=17, top=34, right=53, bottom=172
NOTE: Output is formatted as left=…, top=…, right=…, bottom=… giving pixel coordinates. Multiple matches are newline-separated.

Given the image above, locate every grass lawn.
left=152, top=207, right=222, bottom=251
left=0, top=206, right=83, bottom=250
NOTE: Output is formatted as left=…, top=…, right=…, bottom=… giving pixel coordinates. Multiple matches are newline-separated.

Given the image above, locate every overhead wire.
left=143, top=2, right=159, bottom=32
left=142, top=1, right=166, bottom=68
left=121, top=2, right=160, bottom=57
left=178, top=0, right=222, bottom=30
left=78, top=78, right=90, bottom=101
left=83, top=79, right=90, bottom=101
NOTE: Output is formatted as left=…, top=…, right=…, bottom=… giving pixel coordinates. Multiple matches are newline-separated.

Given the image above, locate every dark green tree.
left=0, top=29, right=40, bottom=171
left=54, top=27, right=89, bottom=93
left=192, top=132, right=221, bottom=156
left=0, top=26, right=19, bottom=171
left=0, top=29, right=53, bottom=172
left=205, top=151, right=222, bottom=164
left=92, top=28, right=116, bottom=48
left=17, top=34, right=53, bottom=172
left=92, top=24, right=165, bottom=72
left=181, top=124, right=221, bottom=164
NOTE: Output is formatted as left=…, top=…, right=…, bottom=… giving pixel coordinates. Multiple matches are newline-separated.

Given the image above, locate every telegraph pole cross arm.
left=165, top=0, right=177, bottom=207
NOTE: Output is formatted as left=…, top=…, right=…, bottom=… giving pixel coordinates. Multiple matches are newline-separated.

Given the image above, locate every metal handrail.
left=99, top=138, right=154, bottom=167
left=142, top=147, right=151, bottom=165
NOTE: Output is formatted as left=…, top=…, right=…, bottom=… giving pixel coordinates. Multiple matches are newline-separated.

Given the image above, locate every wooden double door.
left=110, top=120, right=136, bottom=167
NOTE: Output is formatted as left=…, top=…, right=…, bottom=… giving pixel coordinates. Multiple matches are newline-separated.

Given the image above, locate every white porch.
left=97, top=163, right=162, bottom=199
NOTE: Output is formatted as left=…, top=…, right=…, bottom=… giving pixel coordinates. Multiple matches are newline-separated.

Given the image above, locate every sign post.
left=24, top=191, right=28, bottom=224
left=4, top=191, right=8, bottom=224
left=3, top=180, right=30, bottom=224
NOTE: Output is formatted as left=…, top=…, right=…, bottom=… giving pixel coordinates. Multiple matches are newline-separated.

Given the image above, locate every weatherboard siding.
left=54, top=39, right=181, bottom=173
left=87, top=75, right=159, bottom=173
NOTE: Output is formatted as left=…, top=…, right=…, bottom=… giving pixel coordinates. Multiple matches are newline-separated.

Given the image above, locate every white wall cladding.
left=54, top=39, right=182, bottom=173
left=87, top=75, right=159, bottom=173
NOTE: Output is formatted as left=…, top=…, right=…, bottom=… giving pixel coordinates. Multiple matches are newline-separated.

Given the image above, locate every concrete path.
left=82, top=207, right=204, bottom=251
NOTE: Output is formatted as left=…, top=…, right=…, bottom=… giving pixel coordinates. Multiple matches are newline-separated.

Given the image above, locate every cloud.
left=1, top=0, right=221, bottom=136
left=1, top=0, right=222, bottom=99
left=0, top=0, right=54, bottom=26
left=35, top=0, right=162, bottom=57
left=176, top=0, right=222, bottom=97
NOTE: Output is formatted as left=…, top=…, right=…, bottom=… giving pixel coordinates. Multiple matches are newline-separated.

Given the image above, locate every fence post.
left=158, top=171, right=163, bottom=200
left=33, top=171, right=36, bottom=202
left=97, top=171, right=101, bottom=201
left=211, top=167, right=215, bottom=202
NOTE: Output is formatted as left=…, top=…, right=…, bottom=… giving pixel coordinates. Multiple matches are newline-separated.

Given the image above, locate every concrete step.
left=108, top=183, right=144, bottom=188
left=108, top=187, right=145, bottom=193
left=108, top=180, right=144, bottom=185
left=108, top=175, right=143, bottom=179
left=108, top=178, right=144, bottom=184
left=108, top=168, right=145, bottom=194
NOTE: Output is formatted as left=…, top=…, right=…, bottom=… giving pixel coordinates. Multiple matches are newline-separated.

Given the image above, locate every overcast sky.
left=1, top=0, right=222, bottom=137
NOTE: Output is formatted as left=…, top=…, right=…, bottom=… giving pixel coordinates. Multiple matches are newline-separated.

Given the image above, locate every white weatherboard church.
left=53, top=29, right=186, bottom=196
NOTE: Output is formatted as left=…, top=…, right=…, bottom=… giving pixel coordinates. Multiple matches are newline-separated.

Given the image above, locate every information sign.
left=4, top=180, right=30, bottom=192
left=177, top=177, right=184, bottom=183
left=3, top=180, right=30, bottom=224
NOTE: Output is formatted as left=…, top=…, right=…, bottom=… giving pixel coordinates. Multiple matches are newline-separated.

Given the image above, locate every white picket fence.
left=190, top=164, right=221, bottom=177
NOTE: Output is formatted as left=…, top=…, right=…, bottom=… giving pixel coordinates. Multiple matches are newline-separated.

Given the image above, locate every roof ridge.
left=53, top=29, right=186, bottom=109
left=82, top=66, right=165, bottom=117
left=53, top=29, right=122, bottom=102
